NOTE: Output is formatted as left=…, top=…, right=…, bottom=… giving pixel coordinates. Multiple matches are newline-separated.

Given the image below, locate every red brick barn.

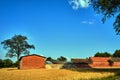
left=111, top=58, right=120, bottom=67
left=20, top=54, right=46, bottom=69
left=89, top=57, right=111, bottom=68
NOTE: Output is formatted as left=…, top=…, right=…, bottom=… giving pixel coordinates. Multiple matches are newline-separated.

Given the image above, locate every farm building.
left=71, top=58, right=91, bottom=68
left=71, top=57, right=120, bottom=68
left=20, top=54, right=46, bottom=69
left=89, top=57, right=111, bottom=68
left=111, top=58, right=120, bottom=67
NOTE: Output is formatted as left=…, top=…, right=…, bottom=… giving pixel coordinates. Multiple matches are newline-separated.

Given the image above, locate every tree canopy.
left=94, top=52, right=112, bottom=57
left=1, top=35, right=35, bottom=69
left=91, top=0, right=120, bottom=35
left=3, top=59, right=13, bottom=68
left=46, top=56, right=67, bottom=64
left=113, top=50, right=120, bottom=58
left=57, top=56, right=67, bottom=62
left=46, top=57, right=53, bottom=61
left=0, top=58, right=18, bottom=68
left=0, top=59, right=4, bottom=68
left=94, top=50, right=120, bottom=58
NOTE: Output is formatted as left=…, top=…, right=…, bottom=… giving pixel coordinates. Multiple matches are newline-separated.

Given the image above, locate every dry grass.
left=0, top=68, right=115, bottom=80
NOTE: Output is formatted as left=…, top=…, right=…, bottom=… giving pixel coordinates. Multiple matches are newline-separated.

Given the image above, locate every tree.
left=57, top=56, right=67, bottom=62
left=1, top=35, right=35, bottom=69
left=46, top=56, right=67, bottom=64
left=12, top=61, right=18, bottom=67
left=3, top=59, right=13, bottom=68
left=46, top=57, right=53, bottom=61
left=91, top=0, right=120, bottom=35
left=0, top=59, right=4, bottom=68
left=113, top=50, right=120, bottom=57
left=94, top=52, right=112, bottom=57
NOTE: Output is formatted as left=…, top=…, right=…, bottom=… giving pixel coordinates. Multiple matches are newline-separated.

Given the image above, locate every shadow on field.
left=61, top=63, right=120, bottom=80
left=61, top=62, right=120, bottom=73
left=7, top=68, right=18, bottom=71
left=68, top=68, right=120, bottom=73
left=61, top=62, right=120, bottom=75
left=62, top=67, right=120, bottom=73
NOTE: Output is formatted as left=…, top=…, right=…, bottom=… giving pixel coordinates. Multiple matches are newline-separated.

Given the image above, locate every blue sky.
left=0, top=0, right=120, bottom=61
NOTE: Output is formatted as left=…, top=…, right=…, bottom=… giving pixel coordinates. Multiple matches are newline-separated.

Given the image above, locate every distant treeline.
left=46, top=56, right=67, bottom=64
left=94, top=49, right=120, bottom=57
left=1, top=49, right=120, bottom=68
left=0, top=59, right=18, bottom=68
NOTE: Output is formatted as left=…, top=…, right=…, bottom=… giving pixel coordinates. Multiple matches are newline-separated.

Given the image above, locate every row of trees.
left=46, top=56, right=67, bottom=64
left=94, top=50, right=120, bottom=57
left=0, top=59, right=18, bottom=68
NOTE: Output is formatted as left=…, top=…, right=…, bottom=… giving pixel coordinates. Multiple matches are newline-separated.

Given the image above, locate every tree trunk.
left=17, top=55, right=20, bottom=69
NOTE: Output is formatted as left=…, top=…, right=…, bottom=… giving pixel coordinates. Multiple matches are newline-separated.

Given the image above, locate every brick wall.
left=113, top=62, right=120, bottom=67
left=91, top=62, right=110, bottom=67
left=20, top=55, right=45, bottom=69
left=90, top=57, right=120, bottom=68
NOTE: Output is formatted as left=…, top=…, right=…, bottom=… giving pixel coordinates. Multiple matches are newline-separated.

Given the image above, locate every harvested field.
left=0, top=68, right=117, bottom=80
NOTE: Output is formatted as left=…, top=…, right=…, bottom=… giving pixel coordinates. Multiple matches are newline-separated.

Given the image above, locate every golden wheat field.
left=0, top=68, right=115, bottom=80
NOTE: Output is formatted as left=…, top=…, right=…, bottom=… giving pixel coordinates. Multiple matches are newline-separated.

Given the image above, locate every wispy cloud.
left=94, top=14, right=100, bottom=17
left=81, top=20, right=94, bottom=24
left=69, top=0, right=90, bottom=10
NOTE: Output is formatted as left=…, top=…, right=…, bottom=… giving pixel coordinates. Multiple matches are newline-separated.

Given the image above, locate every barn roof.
left=71, top=58, right=90, bottom=63
left=19, top=54, right=46, bottom=61
left=90, top=57, right=111, bottom=62
left=111, top=58, right=120, bottom=62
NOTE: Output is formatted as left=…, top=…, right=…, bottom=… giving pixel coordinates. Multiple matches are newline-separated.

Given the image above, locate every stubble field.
left=0, top=68, right=119, bottom=80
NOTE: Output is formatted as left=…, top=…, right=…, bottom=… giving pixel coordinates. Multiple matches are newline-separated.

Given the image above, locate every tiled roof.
left=111, top=58, right=120, bottom=62
left=19, top=54, right=46, bottom=61
left=90, top=57, right=110, bottom=62
left=71, top=58, right=90, bottom=63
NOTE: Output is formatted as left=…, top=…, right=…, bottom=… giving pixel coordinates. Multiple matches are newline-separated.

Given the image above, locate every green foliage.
left=113, top=49, right=120, bottom=58
left=0, top=59, right=4, bottom=68
left=46, top=57, right=53, bottom=61
left=94, top=52, right=112, bottom=57
left=3, top=59, right=13, bottom=68
left=0, top=59, right=19, bottom=68
left=1, top=35, right=35, bottom=69
left=91, top=0, right=120, bottom=35
left=108, top=59, right=114, bottom=66
left=46, top=56, right=67, bottom=64
left=57, top=56, right=67, bottom=62
left=12, top=61, right=18, bottom=67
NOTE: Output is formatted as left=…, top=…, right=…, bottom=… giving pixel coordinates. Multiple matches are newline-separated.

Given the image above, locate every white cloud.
left=81, top=20, right=94, bottom=24
left=69, top=0, right=90, bottom=10
left=94, top=14, right=100, bottom=17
